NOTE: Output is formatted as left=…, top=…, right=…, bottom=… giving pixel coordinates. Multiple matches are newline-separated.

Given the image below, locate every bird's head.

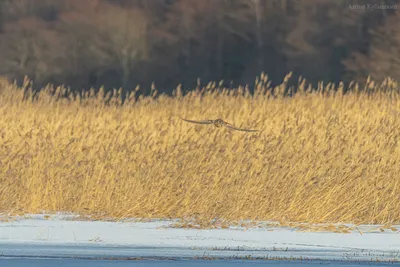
left=214, top=119, right=224, bottom=127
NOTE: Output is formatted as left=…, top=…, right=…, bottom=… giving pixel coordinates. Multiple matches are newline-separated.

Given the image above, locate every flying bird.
left=179, top=117, right=258, bottom=132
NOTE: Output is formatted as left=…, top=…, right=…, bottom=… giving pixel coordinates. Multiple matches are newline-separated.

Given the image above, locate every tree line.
left=0, top=0, right=399, bottom=94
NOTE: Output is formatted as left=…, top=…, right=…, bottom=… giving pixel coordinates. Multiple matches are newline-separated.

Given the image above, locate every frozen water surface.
left=1, top=259, right=400, bottom=267
left=0, top=214, right=399, bottom=264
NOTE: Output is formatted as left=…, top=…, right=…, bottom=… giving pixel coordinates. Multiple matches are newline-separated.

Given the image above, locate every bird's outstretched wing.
left=224, top=122, right=259, bottom=132
left=180, top=117, right=214, bottom=125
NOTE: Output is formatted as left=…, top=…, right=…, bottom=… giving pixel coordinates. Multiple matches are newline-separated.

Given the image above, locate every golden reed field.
left=0, top=73, right=400, bottom=228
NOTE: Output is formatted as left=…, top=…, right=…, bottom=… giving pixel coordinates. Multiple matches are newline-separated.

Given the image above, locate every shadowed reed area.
left=0, top=74, right=400, bottom=226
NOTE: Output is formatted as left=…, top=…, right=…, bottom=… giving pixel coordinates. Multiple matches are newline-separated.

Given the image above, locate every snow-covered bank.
left=0, top=215, right=399, bottom=261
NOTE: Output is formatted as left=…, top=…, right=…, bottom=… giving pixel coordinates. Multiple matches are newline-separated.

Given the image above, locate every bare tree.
left=279, top=0, right=373, bottom=82
left=0, top=16, right=63, bottom=84
left=247, top=0, right=264, bottom=70
left=164, top=0, right=255, bottom=82
left=60, top=1, right=149, bottom=88
left=343, top=10, right=400, bottom=82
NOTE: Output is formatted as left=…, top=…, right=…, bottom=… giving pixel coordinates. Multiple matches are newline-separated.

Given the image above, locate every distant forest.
left=0, top=0, right=399, bottom=93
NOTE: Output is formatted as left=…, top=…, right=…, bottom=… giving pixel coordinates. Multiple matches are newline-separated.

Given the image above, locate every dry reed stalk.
left=0, top=75, right=399, bottom=227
